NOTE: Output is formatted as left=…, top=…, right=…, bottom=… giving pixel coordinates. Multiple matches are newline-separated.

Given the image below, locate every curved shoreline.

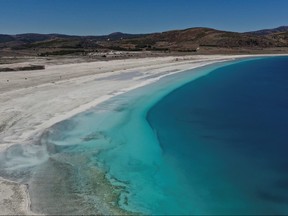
left=89, top=57, right=257, bottom=214
left=0, top=54, right=286, bottom=214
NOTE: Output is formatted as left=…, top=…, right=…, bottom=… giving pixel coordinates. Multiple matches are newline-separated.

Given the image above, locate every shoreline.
left=0, top=54, right=286, bottom=214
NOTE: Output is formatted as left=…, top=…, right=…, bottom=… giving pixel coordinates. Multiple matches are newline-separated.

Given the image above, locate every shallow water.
left=26, top=61, right=232, bottom=214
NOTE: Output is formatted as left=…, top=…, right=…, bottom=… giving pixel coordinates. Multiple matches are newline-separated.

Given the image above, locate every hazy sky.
left=0, top=0, right=287, bottom=35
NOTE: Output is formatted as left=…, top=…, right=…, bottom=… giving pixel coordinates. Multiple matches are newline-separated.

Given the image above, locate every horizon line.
left=1, top=25, right=287, bottom=37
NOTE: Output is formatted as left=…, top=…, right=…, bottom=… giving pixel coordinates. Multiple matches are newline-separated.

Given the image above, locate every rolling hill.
left=0, top=26, right=288, bottom=56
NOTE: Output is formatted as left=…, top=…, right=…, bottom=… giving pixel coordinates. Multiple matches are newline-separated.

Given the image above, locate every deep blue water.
left=2, top=57, right=288, bottom=215
left=147, top=56, right=288, bottom=214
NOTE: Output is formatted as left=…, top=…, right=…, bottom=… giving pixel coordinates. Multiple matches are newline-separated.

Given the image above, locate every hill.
left=246, top=26, right=288, bottom=36
left=107, top=27, right=279, bottom=51
left=0, top=26, right=288, bottom=56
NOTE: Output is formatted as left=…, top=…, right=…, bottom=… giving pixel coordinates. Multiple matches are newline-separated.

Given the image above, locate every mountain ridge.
left=246, top=26, right=288, bottom=36
left=1, top=26, right=287, bottom=55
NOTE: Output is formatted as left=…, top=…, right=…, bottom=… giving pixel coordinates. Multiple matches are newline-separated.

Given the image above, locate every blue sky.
left=0, top=0, right=287, bottom=35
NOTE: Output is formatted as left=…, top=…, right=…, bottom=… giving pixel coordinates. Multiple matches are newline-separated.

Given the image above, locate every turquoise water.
left=1, top=57, right=288, bottom=214
left=32, top=61, right=232, bottom=214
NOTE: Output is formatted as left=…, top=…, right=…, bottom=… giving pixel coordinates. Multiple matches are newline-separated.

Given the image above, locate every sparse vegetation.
left=0, top=65, right=45, bottom=72
left=1, top=26, right=288, bottom=56
left=38, top=49, right=85, bottom=56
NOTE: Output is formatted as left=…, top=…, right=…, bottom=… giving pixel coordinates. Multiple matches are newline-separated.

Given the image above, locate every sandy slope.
left=0, top=55, right=262, bottom=214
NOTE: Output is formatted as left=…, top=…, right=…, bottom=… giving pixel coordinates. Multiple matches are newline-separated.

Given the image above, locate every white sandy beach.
left=0, top=54, right=275, bottom=214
